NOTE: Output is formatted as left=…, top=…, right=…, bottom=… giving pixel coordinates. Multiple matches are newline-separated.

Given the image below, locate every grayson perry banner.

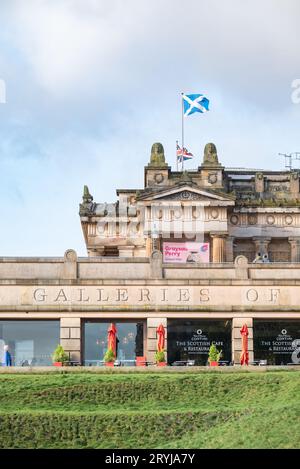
left=163, top=242, right=209, bottom=263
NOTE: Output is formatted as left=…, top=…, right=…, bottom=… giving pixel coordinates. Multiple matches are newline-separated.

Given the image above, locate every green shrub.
left=155, top=350, right=166, bottom=363
left=208, top=344, right=222, bottom=363
left=104, top=348, right=115, bottom=363
left=52, top=345, right=69, bottom=364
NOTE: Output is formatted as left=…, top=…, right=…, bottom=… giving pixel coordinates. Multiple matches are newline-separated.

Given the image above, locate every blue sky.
left=0, top=0, right=300, bottom=256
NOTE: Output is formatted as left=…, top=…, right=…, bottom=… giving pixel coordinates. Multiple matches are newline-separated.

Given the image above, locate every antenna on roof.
left=278, top=152, right=300, bottom=170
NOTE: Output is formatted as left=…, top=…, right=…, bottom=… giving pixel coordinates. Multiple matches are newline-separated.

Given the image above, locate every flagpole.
left=181, top=92, right=184, bottom=171
left=176, top=140, right=178, bottom=171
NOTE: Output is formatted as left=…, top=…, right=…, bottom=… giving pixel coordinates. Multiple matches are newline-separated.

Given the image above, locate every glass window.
left=254, top=320, right=300, bottom=365
left=0, top=320, right=60, bottom=366
left=168, top=319, right=232, bottom=365
left=84, top=321, right=144, bottom=365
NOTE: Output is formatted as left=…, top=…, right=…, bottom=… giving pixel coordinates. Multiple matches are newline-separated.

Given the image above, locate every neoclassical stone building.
left=1, top=143, right=300, bottom=366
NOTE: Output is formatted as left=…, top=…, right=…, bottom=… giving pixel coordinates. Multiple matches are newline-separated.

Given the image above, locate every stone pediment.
left=138, top=185, right=235, bottom=205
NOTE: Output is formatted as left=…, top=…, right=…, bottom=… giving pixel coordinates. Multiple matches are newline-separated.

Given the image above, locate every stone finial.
left=234, top=255, right=249, bottom=279
left=83, top=185, right=93, bottom=203
left=62, top=249, right=77, bottom=279
left=150, top=250, right=163, bottom=279
left=202, top=143, right=220, bottom=166
left=149, top=143, right=167, bottom=167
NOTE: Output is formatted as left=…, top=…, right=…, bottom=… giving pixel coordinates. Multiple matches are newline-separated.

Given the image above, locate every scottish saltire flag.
left=182, top=93, right=209, bottom=117
left=177, top=143, right=194, bottom=162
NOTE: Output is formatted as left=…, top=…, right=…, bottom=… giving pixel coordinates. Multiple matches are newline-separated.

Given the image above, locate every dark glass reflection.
left=254, top=320, right=300, bottom=365
left=84, top=321, right=144, bottom=364
left=0, top=320, right=60, bottom=366
left=167, top=320, right=232, bottom=365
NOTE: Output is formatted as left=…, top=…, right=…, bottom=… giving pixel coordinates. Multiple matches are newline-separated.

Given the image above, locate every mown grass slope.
left=0, top=371, right=299, bottom=448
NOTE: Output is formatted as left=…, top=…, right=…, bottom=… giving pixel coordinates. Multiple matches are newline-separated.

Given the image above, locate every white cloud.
left=1, top=0, right=300, bottom=255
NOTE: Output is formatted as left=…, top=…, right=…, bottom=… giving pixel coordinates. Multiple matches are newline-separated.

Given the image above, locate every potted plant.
left=208, top=343, right=222, bottom=367
left=104, top=348, right=115, bottom=367
left=155, top=349, right=167, bottom=367
left=52, top=344, right=69, bottom=367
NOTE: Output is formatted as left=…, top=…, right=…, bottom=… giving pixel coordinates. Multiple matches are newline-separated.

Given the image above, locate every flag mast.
left=176, top=140, right=179, bottom=171
left=181, top=92, right=184, bottom=171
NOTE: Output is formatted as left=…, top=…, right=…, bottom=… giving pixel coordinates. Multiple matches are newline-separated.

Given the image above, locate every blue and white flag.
left=182, top=93, right=209, bottom=117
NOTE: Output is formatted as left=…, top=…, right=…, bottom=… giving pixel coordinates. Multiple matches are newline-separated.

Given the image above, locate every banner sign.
left=163, top=242, right=209, bottom=263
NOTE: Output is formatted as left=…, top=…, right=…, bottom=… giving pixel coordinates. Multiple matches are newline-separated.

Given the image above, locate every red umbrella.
left=107, top=323, right=117, bottom=358
left=240, top=324, right=249, bottom=365
left=156, top=324, right=165, bottom=352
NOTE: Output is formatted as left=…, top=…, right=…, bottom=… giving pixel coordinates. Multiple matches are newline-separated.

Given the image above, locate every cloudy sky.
left=0, top=0, right=300, bottom=256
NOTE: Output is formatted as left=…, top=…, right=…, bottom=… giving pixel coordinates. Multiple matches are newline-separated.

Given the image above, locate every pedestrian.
left=3, top=345, right=12, bottom=366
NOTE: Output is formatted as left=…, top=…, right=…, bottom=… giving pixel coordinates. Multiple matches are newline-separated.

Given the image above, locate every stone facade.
left=1, top=142, right=300, bottom=366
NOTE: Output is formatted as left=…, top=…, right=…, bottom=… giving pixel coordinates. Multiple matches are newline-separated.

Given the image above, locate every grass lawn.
left=0, top=370, right=299, bottom=448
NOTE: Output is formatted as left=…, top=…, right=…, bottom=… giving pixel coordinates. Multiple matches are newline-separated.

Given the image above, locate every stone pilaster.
left=255, top=172, right=264, bottom=193
left=211, top=234, right=226, bottom=262
left=146, top=317, right=167, bottom=363
left=252, top=237, right=271, bottom=256
left=290, top=172, right=299, bottom=195
left=225, top=236, right=234, bottom=262
left=60, top=318, right=81, bottom=363
left=288, top=237, right=300, bottom=262
left=231, top=317, right=253, bottom=364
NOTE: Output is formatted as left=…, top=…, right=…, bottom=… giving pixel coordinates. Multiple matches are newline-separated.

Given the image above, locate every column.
left=252, top=237, right=271, bottom=256
left=146, top=237, right=152, bottom=257
left=231, top=317, right=253, bottom=364
left=60, top=318, right=81, bottom=363
left=210, top=233, right=226, bottom=262
left=288, top=237, right=300, bottom=262
left=225, top=236, right=234, bottom=262
left=146, top=317, right=167, bottom=363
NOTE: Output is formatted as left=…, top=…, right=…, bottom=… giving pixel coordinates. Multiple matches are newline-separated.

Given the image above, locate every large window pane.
left=84, top=321, right=144, bottom=364
left=0, top=320, right=60, bottom=366
left=168, top=320, right=232, bottom=365
left=254, top=320, right=300, bottom=365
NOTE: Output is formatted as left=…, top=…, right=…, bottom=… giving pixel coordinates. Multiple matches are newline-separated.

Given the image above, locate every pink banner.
left=163, top=242, right=210, bottom=263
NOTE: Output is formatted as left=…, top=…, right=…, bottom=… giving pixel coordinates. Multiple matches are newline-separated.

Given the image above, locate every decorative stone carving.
left=208, top=172, right=218, bottom=184
left=202, top=143, right=219, bottom=166
left=154, top=173, right=164, bottom=184
left=210, top=208, right=219, bottom=219
left=266, top=215, right=275, bottom=225
left=230, top=214, right=239, bottom=225
left=168, top=191, right=204, bottom=201
left=248, top=214, right=258, bottom=225
left=284, top=215, right=293, bottom=225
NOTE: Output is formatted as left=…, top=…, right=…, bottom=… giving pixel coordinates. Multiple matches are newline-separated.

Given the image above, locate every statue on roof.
left=82, top=185, right=93, bottom=203
left=202, top=143, right=220, bottom=166
left=149, top=142, right=167, bottom=167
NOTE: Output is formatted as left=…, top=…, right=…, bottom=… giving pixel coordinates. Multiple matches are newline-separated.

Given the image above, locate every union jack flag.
left=177, top=143, right=194, bottom=162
